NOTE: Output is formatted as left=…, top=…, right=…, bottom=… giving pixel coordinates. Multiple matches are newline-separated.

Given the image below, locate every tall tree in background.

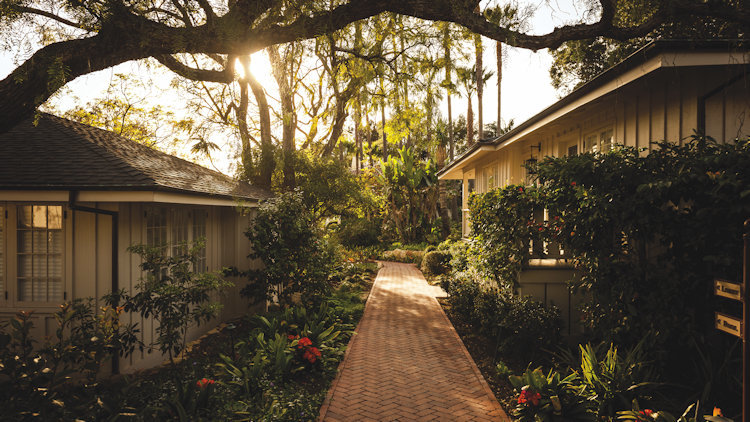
left=441, top=22, right=455, bottom=161
left=475, top=33, right=484, bottom=141
left=496, top=41, right=502, bottom=133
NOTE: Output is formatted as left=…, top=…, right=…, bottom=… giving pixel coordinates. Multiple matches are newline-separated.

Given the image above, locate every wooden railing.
left=527, top=207, right=571, bottom=267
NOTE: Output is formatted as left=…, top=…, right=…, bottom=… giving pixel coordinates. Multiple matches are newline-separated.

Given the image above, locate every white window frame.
left=0, top=203, right=68, bottom=308
left=584, top=126, right=614, bottom=153
left=145, top=206, right=210, bottom=272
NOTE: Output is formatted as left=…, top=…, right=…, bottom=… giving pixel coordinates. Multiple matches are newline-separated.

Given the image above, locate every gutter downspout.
left=68, top=191, right=120, bottom=374
left=697, top=72, right=746, bottom=136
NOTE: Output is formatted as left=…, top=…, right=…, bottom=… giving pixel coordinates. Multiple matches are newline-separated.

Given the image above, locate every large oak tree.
left=1, top=0, right=748, bottom=133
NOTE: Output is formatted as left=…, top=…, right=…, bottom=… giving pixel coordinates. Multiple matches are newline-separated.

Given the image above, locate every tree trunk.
left=496, top=41, right=502, bottom=131
left=442, top=24, right=454, bottom=161
left=475, top=33, right=483, bottom=141
left=244, top=58, right=274, bottom=189
left=467, top=93, right=474, bottom=145
left=355, top=97, right=362, bottom=172
left=381, top=99, right=388, bottom=161
left=267, top=45, right=296, bottom=190
left=365, top=111, right=373, bottom=167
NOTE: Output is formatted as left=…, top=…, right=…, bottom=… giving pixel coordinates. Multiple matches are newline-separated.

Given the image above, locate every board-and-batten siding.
left=468, top=66, right=750, bottom=199
left=0, top=202, right=257, bottom=372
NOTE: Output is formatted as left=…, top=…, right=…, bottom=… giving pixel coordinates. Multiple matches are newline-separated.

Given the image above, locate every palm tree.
left=457, top=65, right=494, bottom=145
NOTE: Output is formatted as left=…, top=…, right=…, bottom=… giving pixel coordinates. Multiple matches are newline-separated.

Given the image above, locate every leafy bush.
left=421, top=250, right=452, bottom=276
left=443, top=272, right=562, bottom=361
left=379, top=147, right=440, bottom=243
left=507, top=367, right=594, bottom=422
left=120, top=240, right=231, bottom=363
left=469, top=136, right=750, bottom=412
left=0, top=303, right=139, bottom=419
left=507, top=341, right=660, bottom=421
left=243, top=192, right=337, bottom=307
left=468, top=184, right=540, bottom=287
left=336, top=216, right=381, bottom=248
left=380, top=248, right=424, bottom=265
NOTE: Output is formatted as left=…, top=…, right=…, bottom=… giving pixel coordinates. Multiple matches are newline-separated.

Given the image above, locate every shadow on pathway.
left=319, top=261, right=509, bottom=422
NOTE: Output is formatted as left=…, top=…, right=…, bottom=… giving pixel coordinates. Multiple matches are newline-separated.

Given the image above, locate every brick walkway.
left=319, top=262, right=509, bottom=422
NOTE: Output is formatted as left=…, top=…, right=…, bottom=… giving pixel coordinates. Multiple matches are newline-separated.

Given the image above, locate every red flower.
left=196, top=378, right=215, bottom=388
left=639, top=409, right=654, bottom=419
left=287, top=334, right=299, bottom=340
left=538, top=227, right=544, bottom=231
left=571, top=181, right=577, bottom=186
left=298, top=337, right=312, bottom=348
left=517, top=389, right=541, bottom=406
left=518, top=187, right=524, bottom=192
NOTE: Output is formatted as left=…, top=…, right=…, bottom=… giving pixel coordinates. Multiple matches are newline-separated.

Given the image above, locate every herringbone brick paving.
left=319, top=262, right=509, bottom=421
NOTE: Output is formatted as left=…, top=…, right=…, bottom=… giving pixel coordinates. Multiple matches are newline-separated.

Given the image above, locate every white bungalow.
left=438, top=39, right=750, bottom=333
left=0, top=113, right=270, bottom=372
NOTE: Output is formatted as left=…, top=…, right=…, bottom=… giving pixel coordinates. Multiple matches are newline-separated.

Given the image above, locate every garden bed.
left=438, top=298, right=521, bottom=413
left=0, top=262, right=378, bottom=421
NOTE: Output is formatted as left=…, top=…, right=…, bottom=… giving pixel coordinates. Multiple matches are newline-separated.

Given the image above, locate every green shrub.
left=443, top=272, right=562, bottom=361
left=508, top=341, right=660, bottom=421
left=336, top=217, right=381, bottom=248
left=121, top=240, right=231, bottom=363
left=507, top=367, right=594, bottom=422
left=421, top=250, right=451, bottom=276
left=242, top=192, right=337, bottom=307
left=380, top=249, right=424, bottom=266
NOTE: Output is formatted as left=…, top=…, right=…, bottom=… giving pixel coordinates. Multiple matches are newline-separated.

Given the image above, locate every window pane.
left=17, top=230, right=32, bottom=253
left=600, top=129, right=613, bottom=151
left=32, top=231, right=47, bottom=253
left=17, top=206, right=32, bottom=229
left=50, top=231, right=63, bottom=254
left=17, top=255, right=32, bottom=278
left=147, top=208, right=168, bottom=248
left=32, top=278, right=46, bottom=302
left=48, top=207, right=62, bottom=230
left=18, top=279, right=30, bottom=301
left=48, top=278, right=62, bottom=301
left=32, top=206, right=47, bottom=229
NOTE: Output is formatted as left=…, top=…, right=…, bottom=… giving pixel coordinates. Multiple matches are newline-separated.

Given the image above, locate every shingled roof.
left=0, top=113, right=271, bottom=202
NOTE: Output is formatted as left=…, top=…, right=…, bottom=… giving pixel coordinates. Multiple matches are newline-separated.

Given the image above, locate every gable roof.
left=0, top=113, right=271, bottom=202
left=438, top=38, right=750, bottom=179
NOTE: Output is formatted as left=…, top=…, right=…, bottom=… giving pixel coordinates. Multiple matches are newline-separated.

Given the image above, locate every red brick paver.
left=319, top=262, right=509, bottom=422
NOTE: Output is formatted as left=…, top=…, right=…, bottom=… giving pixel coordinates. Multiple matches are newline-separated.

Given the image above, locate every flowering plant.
left=508, top=367, right=594, bottom=422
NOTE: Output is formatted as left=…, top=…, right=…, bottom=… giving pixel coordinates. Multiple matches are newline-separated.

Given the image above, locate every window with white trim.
left=16, top=205, right=64, bottom=302
left=584, top=127, right=614, bottom=153
left=146, top=207, right=209, bottom=272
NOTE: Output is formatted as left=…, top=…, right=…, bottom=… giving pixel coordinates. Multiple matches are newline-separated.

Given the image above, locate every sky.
left=0, top=0, right=582, bottom=174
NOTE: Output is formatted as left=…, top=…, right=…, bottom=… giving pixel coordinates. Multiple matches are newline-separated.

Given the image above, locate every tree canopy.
left=1, top=0, right=749, bottom=132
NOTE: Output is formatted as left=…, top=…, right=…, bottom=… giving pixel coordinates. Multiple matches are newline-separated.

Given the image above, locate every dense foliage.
left=440, top=271, right=562, bottom=362
left=0, top=258, right=374, bottom=421
left=379, top=147, right=441, bottom=243
left=468, top=185, right=541, bottom=287
left=466, top=136, right=750, bottom=415
left=242, top=192, right=337, bottom=307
